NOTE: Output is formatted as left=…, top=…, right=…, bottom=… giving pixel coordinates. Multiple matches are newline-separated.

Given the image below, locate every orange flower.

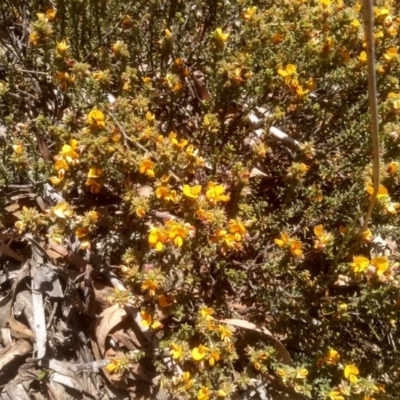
left=85, top=179, right=101, bottom=193
left=229, top=219, right=246, bottom=241
left=158, top=294, right=174, bottom=307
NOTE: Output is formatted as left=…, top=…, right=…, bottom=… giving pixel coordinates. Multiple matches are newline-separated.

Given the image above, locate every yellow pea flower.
left=169, top=343, right=183, bottom=359
left=324, top=349, right=340, bottom=365
left=87, top=110, right=105, bottom=129
left=366, top=183, right=388, bottom=198
left=206, top=182, right=230, bottom=204
left=371, top=256, right=389, bottom=276
left=359, top=51, right=367, bottom=63
left=52, top=203, right=74, bottom=219
left=141, top=279, right=158, bottom=296
left=56, top=39, right=69, bottom=55
left=275, top=233, right=289, bottom=247
left=158, top=294, right=174, bottom=308
left=290, top=240, right=302, bottom=257
left=383, top=47, right=398, bottom=61
left=85, top=179, right=101, bottom=193
left=148, top=227, right=166, bottom=251
left=352, top=255, right=369, bottom=273
left=183, top=184, right=202, bottom=199
left=192, top=344, right=209, bottom=361
left=87, top=168, right=102, bottom=178
left=387, top=162, right=398, bottom=174
left=75, top=227, right=89, bottom=238
left=242, top=6, right=257, bottom=21
left=278, top=64, right=296, bottom=78
left=198, top=387, right=210, bottom=400
left=215, top=27, right=229, bottom=42
left=344, top=364, right=359, bottom=383
left=327, top=392, right=345, bottom=400
left=54, top=159, right=69, bottom=171
left=140, top=159, right=155, bottom=178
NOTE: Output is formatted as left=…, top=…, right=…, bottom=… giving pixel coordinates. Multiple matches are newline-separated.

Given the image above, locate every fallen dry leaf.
left=219, top=318, right=292, bottom=365
left=0, top=339, right=32, bottom=371
left=95, top=304, right=128, bottom=356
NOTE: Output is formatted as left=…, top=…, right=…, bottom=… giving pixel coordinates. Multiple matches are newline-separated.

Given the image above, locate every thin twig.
left=361, top=0, right=380, bottom=231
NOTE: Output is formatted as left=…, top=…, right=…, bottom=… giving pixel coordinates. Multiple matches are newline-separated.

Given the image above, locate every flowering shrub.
left=2, top=0, right=400, bottom=398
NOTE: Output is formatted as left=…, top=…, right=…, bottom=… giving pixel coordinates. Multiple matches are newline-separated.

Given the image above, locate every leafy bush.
left=1, top=0, right=400, bottom=398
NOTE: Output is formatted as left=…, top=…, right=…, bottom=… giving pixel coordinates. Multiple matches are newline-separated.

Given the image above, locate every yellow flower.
left=85, top=179, right=101, bottom=193
left=206, top=182, right=230, bottom=204
left=140, top=311, right=152, bottom=327
left=146, top=112, right=155, bottom=124
left=192, top=344, right=209, bottom=361
left=344, top=364, right=359, bottom=383
left=75, top=227, right=89, bottom=238
left=56, top=39, right=69, bottom=55
left=54, top=159, right=69, bottom=171
left=148, top=227, right=166, bottom=251
left=328, top=392, right=345, bottom=400
left=61, top=144, right=79, bottom=160
left=136, top=206, right=146, bottom=218
left=314, top=225, right=333, bottom=250
left=88, top=168, right=102, bottom=178
left=105, top=358, right=122, bottom=373
left=360, top=228, right=373, bottom=242
left=198, top=387, right=210, bottom=400
left=242, top=6, right=257, bottom=21
left=87, top=110, right=105, bottom=129
left=366, top=183, right=388, bottom=198
left=387, top=162, right=398, bottom=174
left=384, top=47, right=398, bottom=61
left=320, top=0, right=331, bottom=6
left=359, top=51, right=367, bottom=63
left=295, top=368, right=308, bottom=379
left=140, top=159, right=155, bottom=178
left=296, top=86, right=309, bottom=99
left=156, top=186, right=177, bottom=202
left=351, top=19, right=361, bottom=29
left=158, top=294, right=174, bottom=308
left=200, top=307, right=214, bottom=320
left=218, top=325, right=233, bottom=343
left=170, top=133, right=188, bottom=149
left=374, top=7, right=390, bottom=18
left=215, top=27, right=229, bottom=42
left=169, top=223, right=189, bottom=247
left=13, top=144, right=24, bottom=154
left=324, top=349, right=340, bottom=365
left=169, top=343, right=183, bottom=359
left=141, top=279, right=158, bottom=296
left=371, top=256, right=389, bottom=276
left=218, top=389, right=227, bottom=397
left=229, top=219, right=246, bottom=241
left=208, top=350, right=220, bottom=366
left=278, top=64, right=296, bottom=78
left=45, top=8, right=57, bottom=20
left=183, top=184, right=202, bottom=199
left=290, top=240, right=302, bottom=257
left=181, top=371, right=194, bottom=390
left=275, top=233, right=289, bottom=247
left=352, top=255, right=369, bottom=273
left=52, top=203, right=74, bottom=219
